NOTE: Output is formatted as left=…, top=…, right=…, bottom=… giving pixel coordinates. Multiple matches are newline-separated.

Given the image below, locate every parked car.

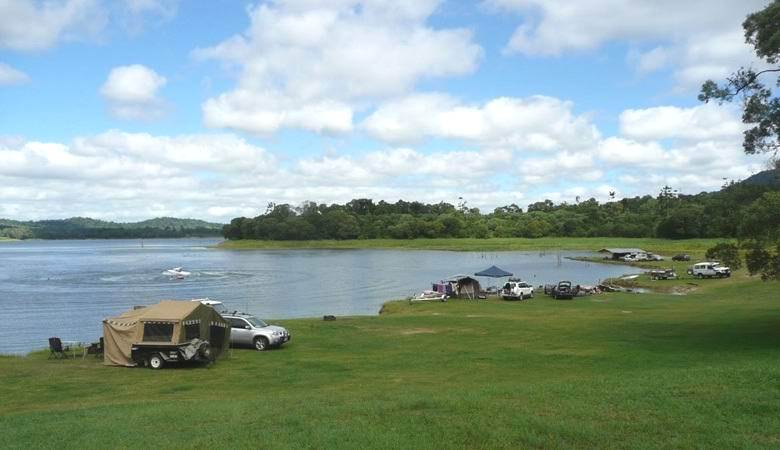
left=687, top=262, right=731, bottom=278
left=672, top=254, right=691, bottom=261
left=552, top=281, right=574, bottom=300
left=223, top=312, right=291, bottom=351
left=622, top=254, right=639, bottom=262
left=646, top=253, right=664, bottom=261
left=501, top=279, right=534, bottom=300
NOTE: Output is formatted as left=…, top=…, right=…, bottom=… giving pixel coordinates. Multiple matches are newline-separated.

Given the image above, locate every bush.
left=705, top=242, right=743, bottom=270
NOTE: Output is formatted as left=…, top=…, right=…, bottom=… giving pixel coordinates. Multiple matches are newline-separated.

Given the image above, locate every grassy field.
left=218, top=237, right=728, bottom=254
left=1, top=273, right=778, bottom=448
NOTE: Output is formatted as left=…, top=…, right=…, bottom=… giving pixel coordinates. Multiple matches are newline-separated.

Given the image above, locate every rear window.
left=143, top=322, right=174, bottom=342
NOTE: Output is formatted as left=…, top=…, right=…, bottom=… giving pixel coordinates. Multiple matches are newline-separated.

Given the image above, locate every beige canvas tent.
left=103, top=300, right=230, bottom=366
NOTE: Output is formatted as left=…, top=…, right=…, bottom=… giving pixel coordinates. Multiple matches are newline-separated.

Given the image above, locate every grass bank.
left=218, top=237, right=728, bottom=254
left=1, top=275, right=778, bottom=448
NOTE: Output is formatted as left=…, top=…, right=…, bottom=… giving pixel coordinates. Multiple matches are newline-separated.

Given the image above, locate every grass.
left=1, top=273, right=778, bottom=448
left=217, top=237, right=729, bottom=254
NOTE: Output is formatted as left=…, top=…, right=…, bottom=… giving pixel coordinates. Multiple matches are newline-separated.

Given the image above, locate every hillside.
left=0, top=217, right=224, bottom=240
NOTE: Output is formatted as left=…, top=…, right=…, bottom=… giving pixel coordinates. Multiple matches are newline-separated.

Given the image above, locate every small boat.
left=163, top=267, right=191, bottom=278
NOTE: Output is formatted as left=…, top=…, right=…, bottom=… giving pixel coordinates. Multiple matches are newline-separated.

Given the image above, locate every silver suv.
left=223, top=313, right=291, bottom=351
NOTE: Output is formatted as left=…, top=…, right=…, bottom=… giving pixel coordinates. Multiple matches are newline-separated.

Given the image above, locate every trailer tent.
left=103, top=300, right=230, bottom=366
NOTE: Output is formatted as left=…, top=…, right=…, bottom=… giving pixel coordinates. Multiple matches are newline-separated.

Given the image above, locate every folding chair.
left=86, top=337, right=104, bottom=359
left=48, top=337, right=70, bottom=359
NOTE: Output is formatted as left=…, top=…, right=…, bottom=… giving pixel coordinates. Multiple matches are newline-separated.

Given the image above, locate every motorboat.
left=163, top=267, right=191, bottom=278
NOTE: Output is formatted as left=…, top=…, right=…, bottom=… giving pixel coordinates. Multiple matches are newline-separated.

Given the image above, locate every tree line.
left=223, top=175, right=779, bottom=242
left=0, top=217, right=223, bottom=240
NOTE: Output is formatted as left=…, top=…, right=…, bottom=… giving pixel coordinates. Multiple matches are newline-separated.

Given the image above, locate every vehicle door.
left=229, top=318, right=253, bottom=345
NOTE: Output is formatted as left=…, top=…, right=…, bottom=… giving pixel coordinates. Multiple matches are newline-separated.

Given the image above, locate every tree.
left=705, top=242, right=743, bottom=270
left=745, top=242, right=780, bottom=280
left=699, top=1, right=780, bottom=156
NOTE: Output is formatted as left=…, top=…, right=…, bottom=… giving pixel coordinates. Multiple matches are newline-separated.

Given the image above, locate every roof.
left=111, top=300, right=201, bottom=322
left=598, top=248, right=645, bottom=254
left=474, top=265, right=513, bottom=278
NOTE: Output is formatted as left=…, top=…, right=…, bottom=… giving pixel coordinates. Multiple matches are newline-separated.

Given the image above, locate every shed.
left=103, top=300, right=230, bottom=366
left=598, top=248, right=645, bottom=260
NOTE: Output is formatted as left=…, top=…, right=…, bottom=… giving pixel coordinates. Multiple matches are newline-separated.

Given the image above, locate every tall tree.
left=699, top=1, right=780, bottom=156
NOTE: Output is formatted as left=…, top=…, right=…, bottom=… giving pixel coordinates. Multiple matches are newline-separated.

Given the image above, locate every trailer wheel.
left=148, top=354, right=164, bottom=370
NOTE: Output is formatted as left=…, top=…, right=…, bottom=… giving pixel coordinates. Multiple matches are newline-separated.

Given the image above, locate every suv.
left=687, top=262, right=731, bottom=278
left=501, top=279, right=534, bottom=300
left=223, top=313, right=291, bottom=351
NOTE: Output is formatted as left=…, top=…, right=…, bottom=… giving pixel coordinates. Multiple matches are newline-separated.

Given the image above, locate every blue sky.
left=0, top=0, right=772, bottom=222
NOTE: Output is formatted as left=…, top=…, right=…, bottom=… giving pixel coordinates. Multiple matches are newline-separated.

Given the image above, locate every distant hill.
left=740, top=169, right=780, bottom=186
left=0, top=217, right=224, bottom=240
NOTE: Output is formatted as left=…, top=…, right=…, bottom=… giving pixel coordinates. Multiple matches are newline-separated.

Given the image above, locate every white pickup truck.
left=501, top=279, right=534, bottom=300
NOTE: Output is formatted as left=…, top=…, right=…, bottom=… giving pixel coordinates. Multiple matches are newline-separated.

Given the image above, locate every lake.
left=0, top=238, right=641, bottom=354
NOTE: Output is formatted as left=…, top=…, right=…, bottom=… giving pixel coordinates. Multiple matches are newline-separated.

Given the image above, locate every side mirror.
left=244, top=325, right=251, bottom=330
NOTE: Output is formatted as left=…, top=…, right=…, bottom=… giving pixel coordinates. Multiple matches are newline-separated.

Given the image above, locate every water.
left=0, top=238, right=641, bottom=354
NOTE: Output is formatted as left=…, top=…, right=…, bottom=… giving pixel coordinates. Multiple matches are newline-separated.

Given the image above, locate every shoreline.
left=215, top=237, right=728, bottom=253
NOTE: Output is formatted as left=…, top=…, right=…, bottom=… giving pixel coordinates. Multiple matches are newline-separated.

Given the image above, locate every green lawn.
left=1, top=275, right=778, bottom=448
left=218, top=237, right=728, bottom=254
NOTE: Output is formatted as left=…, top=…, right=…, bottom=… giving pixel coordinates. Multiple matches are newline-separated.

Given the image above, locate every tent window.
left=210, top=324, right=226, bottom=345
left=185, top=323, right=200, bottom=340
left=143, top=322, right=174, bottom=342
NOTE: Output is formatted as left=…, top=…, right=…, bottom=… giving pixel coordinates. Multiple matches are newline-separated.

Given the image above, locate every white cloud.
left=0, top=0, right=107, bottom=51
left=0, top=98, right=766, bottom=222
left=619, top=104, right=744, bottom=142
left=195, top=0, right=482, bottom=136
left=486, top=0, right=767, bottom=89
left=0, top=63, right=30, bottom=85
left=521, top=151, right=602, bottom=185
left=363, top=93, right=600, bottom=150
left=119, top=0, right=180, bottom=33
left=100, top=65, right=167, bottom=120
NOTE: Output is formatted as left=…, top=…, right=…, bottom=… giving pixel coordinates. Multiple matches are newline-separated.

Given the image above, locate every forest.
left=223, top=170, right=780, bottom=242
left=0, top=217, right=223, bottom=240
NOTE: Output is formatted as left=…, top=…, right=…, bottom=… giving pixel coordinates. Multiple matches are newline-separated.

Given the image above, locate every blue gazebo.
left=474, top=265, right=513, bottom=278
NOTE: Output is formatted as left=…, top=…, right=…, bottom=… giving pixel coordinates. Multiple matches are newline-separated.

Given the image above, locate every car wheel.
left=148, top=354, right=164, bottom=370
left=696, top=273, right=703, bottom=279
left=253, top=336, right=269, bottom=351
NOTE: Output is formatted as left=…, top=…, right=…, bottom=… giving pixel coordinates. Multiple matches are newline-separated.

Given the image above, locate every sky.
left=0, top=0, right=773, bottom=222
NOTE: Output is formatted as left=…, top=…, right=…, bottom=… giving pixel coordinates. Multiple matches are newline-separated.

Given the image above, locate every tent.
left=474, top=265, right=513, bottom=278
left=103, top=300, right=230, bottom=366
left=447, top=275, right=482, bottom=299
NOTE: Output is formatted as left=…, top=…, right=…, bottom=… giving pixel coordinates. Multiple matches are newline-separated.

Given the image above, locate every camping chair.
left=86, top=337, right=104, bottom=359
left=48, top=337, right=70, bottom=359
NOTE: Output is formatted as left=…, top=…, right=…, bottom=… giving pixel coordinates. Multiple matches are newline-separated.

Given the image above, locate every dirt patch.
left=400, top=328, right=437, bottom=335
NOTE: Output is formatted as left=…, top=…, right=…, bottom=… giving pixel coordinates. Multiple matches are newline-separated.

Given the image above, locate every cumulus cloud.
left=0, top=63, right=30, bottom=85
left=0, top=0, right=107, bottom=51
left=0, top=97, right=765, bottom=221
left=194, top=0, right=482, bottom=136
left=486, top=0, right=767, bottom=89
left=100, top=64, right=168, bottom=120
left=364, top=93, right=600, bottom=151
left=619, top=104, right=744, bottom=142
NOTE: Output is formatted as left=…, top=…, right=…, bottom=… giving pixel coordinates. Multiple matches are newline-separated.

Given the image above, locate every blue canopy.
left=474, top=265, right=513, bottom=278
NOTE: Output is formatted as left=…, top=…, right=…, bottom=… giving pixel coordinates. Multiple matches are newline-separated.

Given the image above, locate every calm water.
left=0, top=238, right=641, bottom=354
